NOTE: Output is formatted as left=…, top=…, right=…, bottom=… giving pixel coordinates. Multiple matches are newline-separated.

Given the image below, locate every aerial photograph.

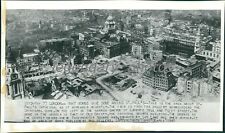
left=5, top=10, right=221, bottom=102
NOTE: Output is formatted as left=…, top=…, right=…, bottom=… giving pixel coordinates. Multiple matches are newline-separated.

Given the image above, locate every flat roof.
left=40, top=38, right=71, bottom=43
left=23, top=53, right=38, bottom=58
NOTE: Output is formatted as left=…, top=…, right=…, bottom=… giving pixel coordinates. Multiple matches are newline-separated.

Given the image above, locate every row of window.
left=23, top=71, right=54, bottom=78
left=143, top=80, right=168, bottom=89
left=143, top=79, right=168, bottom=86
left=202, top=51, right=219, bottom=58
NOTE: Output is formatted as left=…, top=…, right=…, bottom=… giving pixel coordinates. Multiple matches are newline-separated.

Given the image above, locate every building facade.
left=187, top=61, right=207, bottom=78
left=162, top=29, right=201, bottom=57
left=196, top=41, right=220, bottom=61
left=6, top=63, right=25, bottom=99
left=131, top=43, right=143, bottom=58
left=142, top=64, right=176, bottom=91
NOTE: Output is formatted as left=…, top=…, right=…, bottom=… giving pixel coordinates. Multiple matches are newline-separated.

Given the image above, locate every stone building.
left=142, top=64, right=176, bottom=91
left=6, top=48, right=25, bottom=99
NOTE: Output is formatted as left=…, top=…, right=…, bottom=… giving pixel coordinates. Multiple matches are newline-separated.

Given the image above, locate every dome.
left=106, top=15, right=113, bottom=21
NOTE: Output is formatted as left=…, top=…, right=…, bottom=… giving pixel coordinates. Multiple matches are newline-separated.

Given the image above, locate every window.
left=7, top=85, right=10, bottom=95
left=14, top=83, right=18, bottom=95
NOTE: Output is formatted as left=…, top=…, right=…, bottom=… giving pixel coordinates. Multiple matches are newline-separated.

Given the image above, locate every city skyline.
left=5, top=9, right=221, bottom=102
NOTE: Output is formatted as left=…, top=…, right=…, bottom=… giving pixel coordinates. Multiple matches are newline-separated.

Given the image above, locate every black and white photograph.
left=5, top=9, right=221, bottom=101
left=1, top=1, right=224, bottom=132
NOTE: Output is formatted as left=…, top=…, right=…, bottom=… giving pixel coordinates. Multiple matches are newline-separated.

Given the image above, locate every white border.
left=5, top=1, right=224, bottom=10
left=1, top=1, right=224, bottom=132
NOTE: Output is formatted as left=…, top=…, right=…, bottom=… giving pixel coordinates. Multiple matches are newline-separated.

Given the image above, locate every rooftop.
left=23, top=53, right=38, bottom=58
left=40, top=38, right=71, bottom=43
left=188, top=61, right=205, bottom=69
left=143, top=64, right=173, bottom=78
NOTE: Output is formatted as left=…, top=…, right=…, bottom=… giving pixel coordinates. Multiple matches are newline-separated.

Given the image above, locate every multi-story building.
left=131, top=43, right=143, bottom=58
left=40, top=38, right=73, bottom=53
left=22, top=53, right=39, bottom=64
left=94, top=41, right=106, bottom=55
left=104, top=42, right=121, bottom=58
left=197, top=50, right=220, bottom=61
left=80, top=47, right=89, bottom=58
left=165, top=55, right=176, bottom=65
left=196, top=40, right=220, bottom=61
left=23, top=67, right=55, bottom=80
left=151, top=50, right=163, bottom=62
left=94, top=34, right=131, bottom=58
left=104, top=40, right=131, bottom=58
left=142, top=64, right=176, bottom=91
left=186, top=61, right=207, bottom=78
left=177, top=75, right=189, bottom=94
left=178, top=76, right=211, bottom=97
left=161, top=28, right=201, bottom=57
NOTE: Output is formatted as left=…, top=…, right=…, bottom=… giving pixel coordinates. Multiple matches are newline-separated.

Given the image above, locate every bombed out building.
left=40, top=38, right=73, bottom=54
left=142, top=64, right=177, bottom=91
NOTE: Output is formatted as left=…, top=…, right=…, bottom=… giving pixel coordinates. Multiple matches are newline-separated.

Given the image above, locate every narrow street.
left=95, top=71, right=122, bottom=101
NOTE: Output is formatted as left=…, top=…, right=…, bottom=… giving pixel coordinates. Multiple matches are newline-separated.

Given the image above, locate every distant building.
left=151, top=50, right=163, bottom=62
left=149, top=28, right=155, bottom=37
left=87, top=45, right=95, bottom=59
left=145, top=37, right=162, bottom=52
left=40, top=38, right=73, bottom=53
left=131, top=43, right=143, bottom=58
left=197, top=50, right=220, bottom=61
left=104, top=42, right=121, bottom=58
left=162, top=28, right=201, bottom=57
left=104, top=41, right=130, bottom=58
left=23, top=66, right=54, bottom=80
left=104, top=15, right=116, bottom=34
left=22, top=53, right=39, bottom=63
left=164, top=10, right=172, bottom=25
left=80, top=47, right=89, bottom=58
left=196, top=41, right=220, bottom=61
left=165, top=55, right=176, bottom=65
left=79, top=33, right=85, bottom=41
left=142, top=64, right=176, bottom=91
left=94, top=41, right=106, bottom=55
left=94, top=35, right=131, bottom=58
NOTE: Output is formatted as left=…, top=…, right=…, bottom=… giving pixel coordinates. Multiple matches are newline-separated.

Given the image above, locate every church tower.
left=6, top=46, right=25, bottom=99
